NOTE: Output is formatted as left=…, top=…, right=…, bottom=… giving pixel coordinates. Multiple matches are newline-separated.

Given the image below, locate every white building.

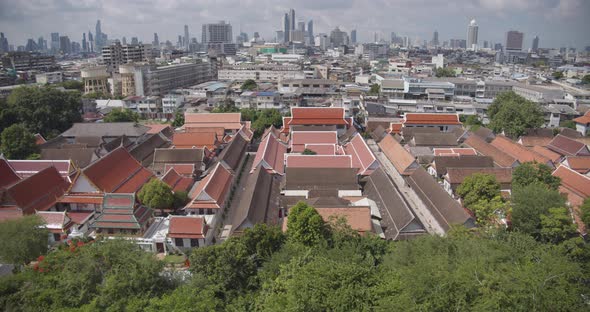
left=218, top=64, right=305, bottom=82
left=162, top=93, right=185, bottom=114
left=36, top=71, right=63, bottom=84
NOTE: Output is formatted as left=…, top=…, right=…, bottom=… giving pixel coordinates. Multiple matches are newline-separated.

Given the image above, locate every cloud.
left=0, top=0, right=587, bottom=49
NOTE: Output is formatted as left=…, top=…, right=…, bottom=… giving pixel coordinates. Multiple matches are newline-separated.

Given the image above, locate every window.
left=175, top=238, right=184, bottom=247
left=190, top=239, right=199, bottom=247
left=53, top=233, right=61, bottom=242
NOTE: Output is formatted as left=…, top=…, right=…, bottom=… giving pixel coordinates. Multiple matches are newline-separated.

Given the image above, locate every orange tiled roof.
left=573, top=111, right=590, bottom=125
left=378, top=134, right=417, bottom=175
left=491, top=136, right=550, bottom=164
left=4, top=166, right=69, bottom=214
left=464, top=136, right=517, bottom=168
left=290, top=131, right=338, bottom=152
left=403, top=113, right=462, bottom=125
left=553, top=165, right=590, bottom=198
left=172, top=132, right=218, bottom=149
left=564, top=156, right=590, bottom=174
left=531, top=146, right=562, bottom=163
left=168, top=216, right=207, bottom=239
left=285, top=155, right=352, bottom=168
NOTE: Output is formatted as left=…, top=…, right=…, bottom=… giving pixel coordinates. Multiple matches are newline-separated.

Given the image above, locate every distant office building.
left=2, top=52, right=56, bottom=71
left=153, top=33, right=159, bottom=47
left=101, top=42, right=150, bottom=72
left=131, top=37, right=139, bottom=45
left=0, top=33, right=8, bottom=53
left=25, top=39, right=38, bottom=52
left=82, top=33, right=87, bottom=52
left=88, top=32, right=94, bottom=52
left=59, top=36, right=71, bottom=54
left=202, top=21, right=232, bottom=43
left=450, top=39, right=467, bottom=49
left=308, top=20, right=314, bottom=44
left=95, top=20, right=103, bottom=50
left=532, top=36, right=539, bottom=53
left=37, top=37, right=46, bottom=52
left=467, top=19, right=478, bottom=50
left=494, top=43, right=503, bottom=51
left=283, top=13, right=290, bottom=43
left=184, top=25, right=190, bottom=50
left=298, top=21, right=305, bottom=32
left=330, top=27, right=349, bottom=47
left=276, top=31, right=284, bottom=43
left=289, top=9, right=296, bottom=34
left=50, top=32, right=60, bottom=53
left=432, top=31, right=439, bottom=47
left=351, top=29, right=357, bottom=44
left=505, top=30, right=524, bottom=51
left=483, top=40, right=488, bottom=49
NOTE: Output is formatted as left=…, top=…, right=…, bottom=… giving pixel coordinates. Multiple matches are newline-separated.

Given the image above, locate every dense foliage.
left=487, top=91, right=544, bottom=138
left=103, top=108, right=140, bottom=123
left=213, top=106, right=283, bottom=138
left=0, top=124, right=39, bottom=159
left=0, top=215, right=48, bottom=268
left=0, top=86, right=82, bottom=139
left=435, top=67, right=456, bottom=77
left=369, top=83, right=380, bottom=95
left=171, top=110, right=185, bottom=127
left=457, top=173, right=505, bottom=225
left=138, top=178, right=175, bottom=214
left=512, top=162, right=561, bottom=190
left=241, top=79, right=258, bottom=91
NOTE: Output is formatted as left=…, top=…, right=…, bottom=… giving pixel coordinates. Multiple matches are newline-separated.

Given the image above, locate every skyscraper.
left=432, top=31, right=439, bottom=47
left=153, top=33, right=159, bottom=47
left=289, top=9, right=295, bottom=33
left=0, top=33, right=8, bottom=53
left=505, top=30, right=524, bottom=51
left=88, top=31, right=94, bottom=52
left=95, top=20, right=102, bottom=49
left=351, top=29, right=357, bottom=44
left=202, top=21, right=233, bottom=43
left=184, top=25, right=190, bottom=50
left=51, top=32, right=60, bottom=53
left=467, top=19, right=478, bottom=50
left=532, top=36, right=539, bottom=53
left=283, top=13, right=290, bottom=43
left=297, top=21, right=305, bottom=32
left=82, top=33, right=87, bottom=52
left=307, top=20, right=314, bottom=44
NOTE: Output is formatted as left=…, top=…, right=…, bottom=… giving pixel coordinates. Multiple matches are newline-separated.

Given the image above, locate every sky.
left=0, top=0, right=589, bottom=49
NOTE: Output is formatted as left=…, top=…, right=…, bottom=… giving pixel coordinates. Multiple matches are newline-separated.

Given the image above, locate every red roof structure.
left=184, top=113, right=243, bottom=132
left=168, top=216, right=208, bottom=239
left=285, top=155, right=353, bottom=168
left=172, top=132, right=219, bottom=150
left=491, top=135, right=551, bottom=165
left=573, top=111, right=590, bottom=126
left=315, top=207, right=373, bottom=234
left=378, top=134, right=418, bottom=175
left=464, top=136, right=518, bottom=168
left=343, top=133, right=379, bottom=175
left=403, top=113, right=461, bottom=126
left=563, top=156, right=590, bottom=174
left=186, top=163, right=233, bottom=210
left=90, top=193, right=152, bottom=232
left=251, top=131, right=287, bottom=174
left=547, top=135, right=590, bottom=157
left=82, top=147, right=154, bottom=193
left=433, top=148, right=477, bottom=156
left=290, top=131, right=338, bottom=152
left=34, top=133, right=46, bottom=145
left=304, top=144, right=338, bottom=155
left=281, top=107, right=351, bottom=133
left=553, top=165, right=590, bottom=200
left=161, top=168, right=194, bottom=192
left=0, top=158, right=20, bottom=189
left=8, top=160, right=74, bottom=180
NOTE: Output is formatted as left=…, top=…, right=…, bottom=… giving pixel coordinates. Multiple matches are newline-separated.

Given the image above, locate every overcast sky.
left=0, top=0, right=588, bottom=49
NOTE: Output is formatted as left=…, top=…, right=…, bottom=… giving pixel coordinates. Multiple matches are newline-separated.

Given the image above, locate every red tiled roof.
left=343, top=133, right=378, bottom=175
left=315, top=207, right=373, bottom=234
left=464, top=136, right=517, bottom=168
left=564, top=156, right=590, bottom=174
left=573, top=111, right=590, bottom=125
left=4, top=166, right=69, bottom=214
left=187, top=163, right=233, bottom=209
left=291, top=107, right=344, bottom=120
left=491, top=135, right=550, bottom=164
left=290, top=131, right=338, bottom=152
left=251, top=132, right=287, bottom=174
left=547, top=135, right=590, bottom=157
left=185, top=126, right=225, bottom=136
left=67, top=211, right=93, bottom=225
left=433, top=148, right=477, bottom=156
left=0, top=159, right=20, bottom=189
left=168, top=216, right=207, bottom=239
left=403, top=113, right=461, bottom=125
left=185, top=113, right=241, bottom=124
left=553, top=165, right=590, bottom=198
left=519, top=136, right=553, bottom=147
left=58, top=195, right=103, bottom=204
left=389, top=123, right=402, bottom=134
left=304, top=144, right=337, bottom=155
left=0, top=208, right=23, bottom=222
left=37, top=211, right=69, bottom=229
left=34, top=133, right=46, bottom=145
left=146, top=124, right=172, bottom=134
left=531, top=146, right=562, bottom=163
left=378, top=134, right=417, bottom=175
left=161, top=168, right=194, bottom=192
left=83, top=147, right=154, bottom=193
left=285, top=155, right=352, bottom=168
left=164, top=164, right=195, bottom=176
left=8, top=160, right=72, bottom=179
left=172, top=132, right=218, bottom=149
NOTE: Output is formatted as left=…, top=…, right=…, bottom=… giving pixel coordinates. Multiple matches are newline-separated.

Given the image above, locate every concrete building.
left=202, top=21, right=232, bottom=44
left=35, top=71, right=63, bottom=84
left=218, top=64, right=305, bottom=82
left=351, top=29, right=357, bottom=44
left=162, top=93, right=185, bottom=114
left=1, top=52, right=55, bottom=71
left=467, top=19, right=478, bottom=50
left=145, top=61, right=212, bottom=96
left=506, top=31, right=524, bottom=51
left=101, top=42, right=150, bottom=72
left=532, top=36, right=539, bottom=53
left=330, top=27, right=349, bottom=47
left=81, top=66, right=109, bottom=94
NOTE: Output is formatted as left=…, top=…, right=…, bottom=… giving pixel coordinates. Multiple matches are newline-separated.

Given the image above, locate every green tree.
left=241, top=79, right=258, bottom=91
left=82, top=91, right=112, bottom=99
left=240, top=224, right=286, bottom=265
left=0, top=215, right=48, bottom=268
left=487, top=91, right=544, bottom=138
left=435, top=67, right=456, bottom=77
left=369, top=83, right=380, bottom=95
left=58, top=80, right=84, bottom=91
left=582, top=74, right=590, bottom=84
left=0, top=124, right=39, bottom=159
left=512, top=162, right=561, bottom=190
left=511, top=183, right=566, bottom=237
left=302, top=148, right=317, bottom=155
left=103, top=107, right=140, bottom=123
left=1, top=86, right=82, bottom=138
left=171, top=110, right=184, bottom=127
left=137, top=178, right=174, bottom=214
left=552, top=71, right=564, bottom=80
left=578, top=198, right=590, bottom=229
left=539, top=207, right=577, bottom=244
left=464, top=115, right=483, bottom=130
left=456, top=173, right=501, bottom=208
left=172, top=190, right=189, bottom=210
left=470, top=196, right=506, bottom=225
left=287, top=202, right=329, bottom=247
left=560, top=120, right=576, bottom=129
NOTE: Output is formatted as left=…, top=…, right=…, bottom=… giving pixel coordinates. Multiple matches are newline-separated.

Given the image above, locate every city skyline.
left=0, top=0, right=588, bottom=49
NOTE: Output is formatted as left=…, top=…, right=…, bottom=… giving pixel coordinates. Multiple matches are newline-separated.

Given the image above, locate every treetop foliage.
left=487, top=91, right=544, bottom=138
left=0, top=123, right=39, bottom=159
left=103, top=107, right=140, bottom=123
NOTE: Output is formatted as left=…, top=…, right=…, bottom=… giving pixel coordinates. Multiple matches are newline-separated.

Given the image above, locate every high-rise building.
left=505, top=30, right=524, bottom=51
left=88, top=31, right=94, bottom=52
left=351, top=29, right=357, bottom=44
left=131, top=37, right=139, bottom=45
left=532, top=36, right=539, bottom=53
left=467, top=19, right=478, bottom=50
left=59, top=36, right=71, bottom=54
left=432, top=31, right=439, bottom=47
left=153, top=33, right=159, bottom=47
left=307, top=20, right=314, bottom=44
left=276, top=31, right=284, bottom=43
left=289, top=9, right=295, bottom=33
left=202, top=21, right=233, bottom=43
left=122, top=37, right=127, bottom=45
left=184, top=25, right=190, bottom=50
left=297, top=21, right=305, bottom=32
left=82, top=33, right=87, bottom=52
left=51, top=32, right=60, bottom=53
left=330, top=27, right=349, bottom=47
left=283, top=13, right=290, bottom=43
left=483, top=40, right=488, bottom=49
left=0, top=33, right=8, bottom=53
left=95, top=20, right=102, bottom=50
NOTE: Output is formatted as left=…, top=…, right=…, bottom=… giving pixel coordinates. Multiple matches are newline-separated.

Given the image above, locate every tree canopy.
left=57, top=80, right=84, bottom=91
left=487, top=91, right=544, bottom=138
left=511, top=183, right=567, bottom=237
left=103, top=108, right=140, bottom=123
left=369, top=83, right=380, bottom=95
left=213, top=107, right=283, bottom=138
left=435, top=67, right=456, bottom=77
left=582, top=74, right=590, bottom=85
left=0, top=86, right=82, bottom=139
left=0, top=124, right=39, bottom=159
left=512, top=162, right=561, bottom=190
left=138, top=178, right=175, bottom=213
left=171, top=110, right=184, bottom=128
left=241, top=79, right=258, bottom=91
left=286, top=202, right=329, bottom=247
left=0, top=215, right=48, bottom=267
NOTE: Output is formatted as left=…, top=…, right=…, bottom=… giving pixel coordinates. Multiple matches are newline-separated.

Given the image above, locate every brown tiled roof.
left=251, top=132, right=287, bottom=174
left=464, top=136, right=518, bottom=168
left=316, top=207, right=373, bottom=234
left=491, top=136, right=551, bottom=165
left=185, top=126, right=226, bottom=137
left=168, top=216, right=207, bottom=239
left=83, top=147, right=154, bottom=193
left=547, top=135, right=590, bottom=157
left=564, top=156, right=590, bottom=174
left=41, top=148, right=97, bottom=168
left=217, top=132, right=248, bottom=172
left=403, top=113, right=461, bottom=125
left=230, top=165, right=273, bottom=234
left=433, top=148, right=477, bottom=156
left=432, top=155, right=494, bottom=176
left=0, top=159, right=20, bottom=189
left=412, top=133, right=458, bottom=147
left=34, top=133, right=46, bottom=145
left=285, top=155, right=352, bottom=168
left=3, top=166, right=69, bottom=214
left=401, top=127, right=441, bottom=141
left=446, top=167, right=513, bottom=185
left=8, top=160, right=74, bottom=179
left=161, top=168, right=194, bottom=192
left=519, top=136, right=553, bottom=147
left=284, top=167, right=359, bottom=192
left=560, top=128, right=582, bottom=139
left=129, top=133, right=171, bottom=167
left=472, top=127, right=495, bottom=142
left=406, top=167, right=474, bottom=231
left=531, top=146, right=562, bottom=163
left=172, top=132, right=218, bottom=150
left=553, top=165, right=590, bottom=198
left=378, top=134, right=418, bottom=175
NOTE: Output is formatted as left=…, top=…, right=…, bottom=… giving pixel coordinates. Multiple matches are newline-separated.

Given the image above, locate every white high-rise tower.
left=467, top=19, right=478, bottom=51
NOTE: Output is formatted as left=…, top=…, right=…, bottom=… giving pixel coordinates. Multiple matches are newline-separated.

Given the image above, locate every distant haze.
left=0, top=0, right=588, bottom=49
